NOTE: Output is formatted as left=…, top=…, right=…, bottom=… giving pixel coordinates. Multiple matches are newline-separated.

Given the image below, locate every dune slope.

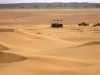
left=0, top=52, right=27, bottom=63
left=0, top=28, right=76, bottom=54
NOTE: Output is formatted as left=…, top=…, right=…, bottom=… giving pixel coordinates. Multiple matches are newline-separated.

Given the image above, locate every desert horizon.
left=0, top=9, right=100, bottom=75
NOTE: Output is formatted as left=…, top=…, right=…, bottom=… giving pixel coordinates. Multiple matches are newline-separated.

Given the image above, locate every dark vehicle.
left=78, top=22, right=89, bottom=26
left=92, top=23, right=100, bottom=27
left=51, top=20, right=63, bottom=28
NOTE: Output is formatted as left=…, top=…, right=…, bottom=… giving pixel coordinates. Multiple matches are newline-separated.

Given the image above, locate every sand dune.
left=0, top=56, right=86, bottom=75
left=0, top=9, right=100, bottom=75
left=42, top=42, right=100, bottom=61
left=0, top=52, right=27, bottom=63
left=0, top=28, right=76, bottom=55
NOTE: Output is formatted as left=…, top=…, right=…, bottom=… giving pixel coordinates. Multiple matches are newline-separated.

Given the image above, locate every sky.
left=0, top=0, right=100, bottom=4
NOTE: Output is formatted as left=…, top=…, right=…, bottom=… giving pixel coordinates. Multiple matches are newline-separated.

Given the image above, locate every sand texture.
left=0, top=9, right=100, bottom=75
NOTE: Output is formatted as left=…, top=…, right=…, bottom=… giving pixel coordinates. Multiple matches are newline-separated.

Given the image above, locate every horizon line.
left=0, top=2, right=100, bottom=4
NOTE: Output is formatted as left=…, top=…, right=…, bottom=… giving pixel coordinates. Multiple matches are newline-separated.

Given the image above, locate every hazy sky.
left=0, top=0, right=100, bottom=4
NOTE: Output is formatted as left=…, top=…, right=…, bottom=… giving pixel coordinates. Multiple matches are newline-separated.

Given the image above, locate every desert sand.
left=0, top=9, right=100, bottom=75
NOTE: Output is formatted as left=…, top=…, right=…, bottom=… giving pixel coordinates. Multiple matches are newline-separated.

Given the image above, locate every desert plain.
left=0, top=9, right=100, bottom=75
